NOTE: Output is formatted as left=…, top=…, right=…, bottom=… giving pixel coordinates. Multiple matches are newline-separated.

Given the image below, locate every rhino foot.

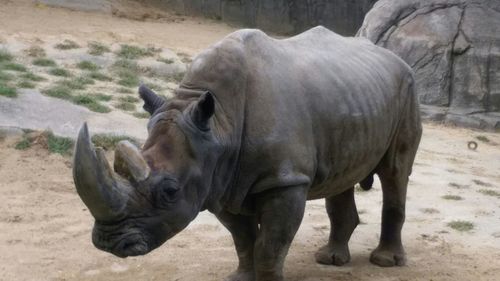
left=314, top=244, right=350, bottom=266
left=224, top=270, right=255, bottom=281
left=370, top=246, right=406, bottom=267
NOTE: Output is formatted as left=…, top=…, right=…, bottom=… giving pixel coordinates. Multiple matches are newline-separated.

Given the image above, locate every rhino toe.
left=370, top=247, right=406, bottom=267
left=315, top=244, right=350, bottom=266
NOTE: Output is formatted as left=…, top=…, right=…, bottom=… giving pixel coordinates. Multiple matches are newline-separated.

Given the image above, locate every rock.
left=39, top=0, right=111, bottom=13
left=151, top=0, right=378, bottom=35
left=358, top=0, right=500, bottom=131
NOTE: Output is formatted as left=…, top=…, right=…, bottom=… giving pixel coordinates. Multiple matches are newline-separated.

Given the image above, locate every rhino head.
left=73, top=85, right=218, bottom=257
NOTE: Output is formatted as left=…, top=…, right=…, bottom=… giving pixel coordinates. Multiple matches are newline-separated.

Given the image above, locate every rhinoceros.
left=73, top=26, right=422, bottom=281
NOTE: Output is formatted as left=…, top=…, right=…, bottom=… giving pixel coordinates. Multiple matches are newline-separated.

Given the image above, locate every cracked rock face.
left=358, top=0, right=500, bottom=129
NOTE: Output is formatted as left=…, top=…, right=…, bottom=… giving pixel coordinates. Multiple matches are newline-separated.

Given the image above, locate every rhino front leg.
left=216, top=210, right=258, bottom=281
left=254, top=185, right=307, bottom=281
left=315, top=187, right=359, bottom=266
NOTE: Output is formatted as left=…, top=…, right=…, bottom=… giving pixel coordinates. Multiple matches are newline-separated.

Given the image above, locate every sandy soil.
left=1, top=1, right=500, bottom=281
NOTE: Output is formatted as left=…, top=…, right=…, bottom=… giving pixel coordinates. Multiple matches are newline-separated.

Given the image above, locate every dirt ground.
left=1, top=1, right=500, bottom=281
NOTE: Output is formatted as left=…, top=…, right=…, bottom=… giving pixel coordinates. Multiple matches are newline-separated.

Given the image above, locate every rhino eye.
left=155, top=185, right=179, bottom=207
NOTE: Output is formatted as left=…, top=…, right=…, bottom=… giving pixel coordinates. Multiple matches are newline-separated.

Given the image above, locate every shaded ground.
left=0, top=1, right=499, bottom=281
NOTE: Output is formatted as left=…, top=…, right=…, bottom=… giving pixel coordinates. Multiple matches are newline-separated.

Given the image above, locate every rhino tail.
left=359, top=173, right=374, bottom=191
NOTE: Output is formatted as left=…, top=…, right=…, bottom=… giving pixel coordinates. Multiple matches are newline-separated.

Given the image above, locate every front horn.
left=73, top=123, right=130, bottom=221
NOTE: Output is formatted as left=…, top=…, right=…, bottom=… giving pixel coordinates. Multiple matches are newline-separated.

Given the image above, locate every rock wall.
left=147, top=0, right=378, bottom=35
left=359, top=0, right=500, bottom=130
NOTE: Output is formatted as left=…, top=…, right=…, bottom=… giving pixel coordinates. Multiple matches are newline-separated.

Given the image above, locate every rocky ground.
left=0, top=1, right=499, bottom=281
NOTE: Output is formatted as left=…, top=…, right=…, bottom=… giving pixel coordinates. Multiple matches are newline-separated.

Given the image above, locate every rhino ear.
left=139, top=85, right=165, bottom=115
left=190, top=91, right=215, bottom=131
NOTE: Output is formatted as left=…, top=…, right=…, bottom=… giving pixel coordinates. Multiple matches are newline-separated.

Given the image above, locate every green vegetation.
left=448, top=182, right=469, bottom=189
left=54, top=39, right=80, bottom=50
left=158, top=58, right=174, bottom=64
left=88, top=71, right=112, bottom=81
left=49, top=68, right=71, bottom=77
left=116, top=44, right=157, bottom=59
left=0, top=50, right=13, bottom=62
left=112, top=59, right=140, bottom=72
left=59, top=76, right=94, bottom=90
left=133, top=112, right=150, bottom=119
left=473, top=179, right=492, bottom=187
left=115, top=101, right=135, bottom=111
left=2, top=62, right=27, bottom=72
left=21, top=72, right=46, bottom=82
left=76, top=60, right=100, bottom=71
left=447, top=220, right=474, bottom=232
left=177, top=52, right=192, bottom=63
left=91, top=133, right=139, bottom=150
left=420, top=208, right=440, bottom=214
left=72, top=95, right=111, bottom=113
left=117, top=70, right=139, bottom=88
left=47, top=132, right=74, bottom=155
left=117, top=87, right=133, bottom=94
left=43, top=85, right=72, bottom=99
left=0, top=83, right=17, bottom=97
left=118, top=95, right=139, bottom=103
left=15, top=138, right=31, bottom=150
left=18, top=80, right=36, bottom=89
left=92, top=93, right=112, bottom=101
left=25, top=46, right=46, bottom=58
left=33, top=58, right=56, bottom=67
left=442, top=195, right=463, bottom=201
left=88, top=41, right=110, bottom=56
left=0, top=71, right=14, bottom=82
left=167, top=71, right=185, bottom=83
left=478, top=189, right=500, bottom=197
left=475, top=135, right=490, bottom=143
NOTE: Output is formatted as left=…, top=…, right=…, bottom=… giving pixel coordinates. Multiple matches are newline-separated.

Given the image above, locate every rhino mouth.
left=112, top=235, right=150, bottom=257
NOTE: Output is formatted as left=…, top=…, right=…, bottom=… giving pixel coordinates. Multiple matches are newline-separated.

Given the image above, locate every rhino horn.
left=139, top=84, right=165, bottom=115
left=73, top=123, right=129, bottom=221
left=114, top=140, right=150, bottom=182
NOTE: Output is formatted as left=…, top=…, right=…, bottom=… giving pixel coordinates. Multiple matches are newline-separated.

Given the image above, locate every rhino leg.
left=315, top=187, right=359, bottom=266
left=217, top=211, right=258, bottom=281
left=253, top=185, right=307, bottom=281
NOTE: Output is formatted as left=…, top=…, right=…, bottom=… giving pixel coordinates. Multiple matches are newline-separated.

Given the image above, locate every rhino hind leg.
left=315, top=187, right=359, bottom=266
left=216, top=211, right=258, bottom=281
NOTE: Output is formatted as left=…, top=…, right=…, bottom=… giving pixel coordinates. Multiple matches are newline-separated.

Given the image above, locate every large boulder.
left=358, top=0, right=500, bottom=130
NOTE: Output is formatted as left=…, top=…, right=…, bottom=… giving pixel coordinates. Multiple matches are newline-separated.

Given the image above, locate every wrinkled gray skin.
left=73, top=26, right=422, bottom=281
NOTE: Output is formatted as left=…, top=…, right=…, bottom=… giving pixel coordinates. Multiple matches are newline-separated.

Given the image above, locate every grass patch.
left=441, top=195, right=463, bottom=201
left=72, top=94, right=111, bottom=113
left=118, top=95, right=139, bottom=103
left=475, top=135, right=490, bottom=143
left=144, top=82, right=163, bottom=91
left=91, top=133, right=139, bottom=150
left=117, top=70, right=139, bottom=88
left=25, top=46, right=46, bottom=58
left=88, top=41, right=110, bottom=56
left=21, top=72, right=46, bottom=82
left=2, top=62, right=27, bottom=72
left=112, top=59, right=140, bottom=72
left=43, top=85, right=72, bottom=99
left=49, top=68, right=71, bottom=77
left=118, top=87, right=133, bottom=94
left=166, top=71, right=185, bottom=83
left=116, top=44, right=157, bottom=59
left=115, top=101, right=135, bottom=111
left=478, top=189, right=500, bottom=197
left=447, top=220, right=474, bottom=232
left=59, top=76, right=94, bottom=90
left=47, top=132, right=74, bottom=155
left=88, top=71, right=112, bottom=81
left=133, top=112, right=150, bottom=119
left=177, top=52, right=192, bottom=63
left=158, top=57, right=174, bottom=64
left=92, top=93, right=112, bottom=101
left=0, top=50, right=13, bottom=62
left=55, top=39, right=80, bottom=50
left=18, top=80, right=36, bottom=89
left=76, top=60, right=100, bottom=71
left=473, top=179, right=492, bottom=187
left=420, top=208, right=440, bottom=214
left=0, top=71, right=14, bottom=82
left=0, top=83, right=17, bottom=97
left=448, top=182, right=469, bottom=189
left=33, top=58, right=56, bottom=67
left=15, top=138, right=31, bottom=150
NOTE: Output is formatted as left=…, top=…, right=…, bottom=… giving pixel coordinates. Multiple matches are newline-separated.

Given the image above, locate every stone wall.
left=147, top=0, right=378, bottom=35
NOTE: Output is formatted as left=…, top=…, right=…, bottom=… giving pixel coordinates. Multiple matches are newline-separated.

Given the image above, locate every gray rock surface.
left=0, top=90, right=147, bottom=140
left=358, top=0, right=500, bottom=131
left=39, top=0, right=112, bottom=12
left=149, top=0, right=378, bottom=35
